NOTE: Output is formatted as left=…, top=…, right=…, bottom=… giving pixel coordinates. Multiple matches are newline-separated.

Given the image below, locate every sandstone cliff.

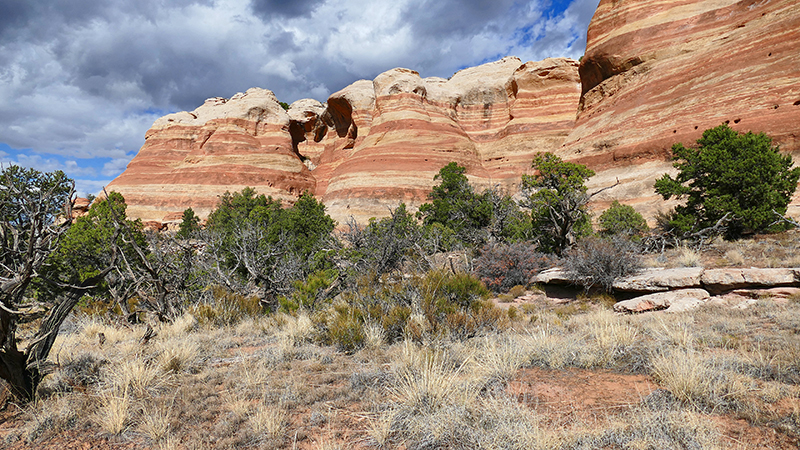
left=107, top=58, right=582, bottom=225
left=107, top=0, right=800, bottom=226
left=568, top=0, right=800, bottom=218
left=106, top=89, right=315, bottom=222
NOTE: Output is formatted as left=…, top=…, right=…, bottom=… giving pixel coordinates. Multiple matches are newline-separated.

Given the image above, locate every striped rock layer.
left=567, top=0, right=800, bottom=218
left=108, top=57, right=582, bottom=225
left=108, top=0, right=800, bottom=226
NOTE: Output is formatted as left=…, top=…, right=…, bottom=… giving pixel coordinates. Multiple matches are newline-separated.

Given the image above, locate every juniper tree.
left=655, top=124, right=800, bottom=239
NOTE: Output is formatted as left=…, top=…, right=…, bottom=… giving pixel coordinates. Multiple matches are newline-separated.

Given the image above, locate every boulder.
left=613, top=289, right=711, bottom=313
left=534, top=268, right=571, bottom=285
left=613, top=267, right=704, bottom=293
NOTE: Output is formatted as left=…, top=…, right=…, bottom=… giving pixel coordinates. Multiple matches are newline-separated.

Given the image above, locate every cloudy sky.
left=0, top=0, right=599, bottom=196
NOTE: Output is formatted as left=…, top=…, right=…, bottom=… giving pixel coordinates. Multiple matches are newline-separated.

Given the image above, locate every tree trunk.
left=0, top=347, right=37, bottom=401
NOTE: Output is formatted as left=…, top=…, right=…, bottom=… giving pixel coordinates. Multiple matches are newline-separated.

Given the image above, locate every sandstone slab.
left=534, top=268, right=571, bottom=285
left=700, top=268, right=800, bottom=294
left=613, top=267, right=704, bottom=293
left=614, top=289, right=711, bottom=313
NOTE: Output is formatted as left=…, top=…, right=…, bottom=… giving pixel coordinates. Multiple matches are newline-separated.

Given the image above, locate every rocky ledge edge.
left=535, top=267, right=800, bottom=313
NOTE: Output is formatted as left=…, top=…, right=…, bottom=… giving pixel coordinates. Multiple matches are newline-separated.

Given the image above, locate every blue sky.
left=0, top=0, right=599, bottom=197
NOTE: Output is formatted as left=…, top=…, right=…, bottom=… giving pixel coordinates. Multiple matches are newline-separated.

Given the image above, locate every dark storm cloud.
left=402, top=0, right=524, bottom=38
left=0, top=0, right=36, bottom=37
left=250, top=0, right=327, bottom=19
left=266, top=30, right=302, bottom=55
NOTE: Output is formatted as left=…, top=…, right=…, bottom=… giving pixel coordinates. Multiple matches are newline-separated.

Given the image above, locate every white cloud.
left=0, top=154, right=96, bottom=177
left=102, top=157, right=134, bottom=177
left=73, top=179, right=115, bottom=198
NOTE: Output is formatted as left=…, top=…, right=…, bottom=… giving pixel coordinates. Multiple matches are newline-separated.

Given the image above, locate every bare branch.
left=589, top=177, right=620, bottom=199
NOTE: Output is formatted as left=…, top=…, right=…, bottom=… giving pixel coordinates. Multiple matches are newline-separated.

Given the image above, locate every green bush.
left=417, top=163, right=526, bottom=246
left=418, top=270, right=507, bottom=340
left=343, top=203, right=424, bottom=277
left=176, top=207, right=201, bottom=239
left=192, top=286, right=263, bottom=326
left=655, top=124, right=800, bottom=239
left=313, top=270, right=505, bottom=351
left=279, top=269, right=339, bottom=312
left=315, top=303, right=366, bottom=353
left=203, top=188, right=336, bottom=301
left=420, top=269, right=490, bottom=310
left=418, top=162, right=493, bottom=245
left=599, top=201, right=649, bottom=237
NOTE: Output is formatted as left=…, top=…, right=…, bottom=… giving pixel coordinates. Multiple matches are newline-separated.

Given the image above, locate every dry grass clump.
left=561, top=406, right=723, bottom=449
left=138, top=397, right=175, bottom=442
left=522, top=322, right=583, bottom=369
left=651, top=349, right=748, bottom=411
left=676, top=246, right=702, bottom=267
left=105, top=358, right=165, bottom=397
left=362, top=321, right=387, bottom=349
left=247, top=401, right=287, bottom=441
left=95, top=389, right=131, bottom=435
left=723, top=248, right=746, bottom=266
left=390, top=345, right=473, bottom=415
left=639, top=314, right=697, bottom=350
left=22, top=396, right=82, bottom=442
left=472, top=335, right=528, bottom=383
left=154, top=336, right=200, bottom=374
left=577, top=309, right=642, bottom=368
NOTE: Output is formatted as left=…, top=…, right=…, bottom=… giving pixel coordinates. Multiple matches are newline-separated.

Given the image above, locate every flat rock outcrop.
left=612, top=267, right=704, bottom=293
left=107, top=0, right=800, bottom=226
left=539, top=266, right=800, bottom=296
left=613, top=288, right=711, bottom=313
left=700, top=268, right=800, bottom=294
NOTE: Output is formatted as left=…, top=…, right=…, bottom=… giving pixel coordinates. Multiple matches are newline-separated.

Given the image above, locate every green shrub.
left=279, top=269, right=338, bottom=312
left=418, top=270, right=508, bottom=339
left=420, top=269, right=490, bottom=310
left=204, top=188, right=336, bottom=300
left=418, top=163, right=494, bottom=245
left=343, top=204, right=425, bottom=277
left=521, top=152, right=595, bottom=254
left=599, top=201, right=649, bottom=237
left=316, top=303, right=366, bottom=353
left=312, top=270, right=505, bottom=350
left=176, top=207, right=201, bottom=239
left=191, top=286, right=262, bottom=326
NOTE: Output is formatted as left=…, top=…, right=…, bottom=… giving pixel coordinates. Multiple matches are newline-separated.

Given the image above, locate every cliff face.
left=106, top=89, right=315, bottom=222
left=319, top=57, right=581, bottom=223
left=107, top=0, right=800, bottom=226
left=565, top=0, right=800, bottom=217
left=107, top=57, right=582, bottom=225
